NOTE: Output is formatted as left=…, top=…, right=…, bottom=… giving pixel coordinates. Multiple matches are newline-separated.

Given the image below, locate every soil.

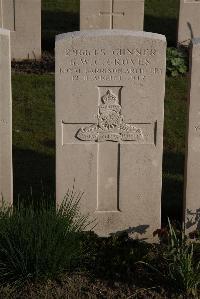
left=0, top=273, right=190, bottom=299
left=11, top=53, right=55, bottom=75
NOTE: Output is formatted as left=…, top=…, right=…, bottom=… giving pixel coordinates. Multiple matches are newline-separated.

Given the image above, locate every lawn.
left=12, top=0, right=187, bottom=223
left=12, top=74, right=55, bottom=202
left=41, top=0, right=179, bottom=50
left=5, top=1, right=195, bottom=297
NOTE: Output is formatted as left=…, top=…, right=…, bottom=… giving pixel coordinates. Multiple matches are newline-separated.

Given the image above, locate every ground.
left=9, top=1, right=191, bottom=297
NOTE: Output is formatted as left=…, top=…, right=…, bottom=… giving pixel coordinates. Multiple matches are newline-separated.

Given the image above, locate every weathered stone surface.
left=80, top=0, right=144, bottom=30
left=184, top=38, right=200, bottom=233
left=0, top=0, right=41, bottom=60
left=56, top=30, right=166, bottom=240
left=0, top=29, right=12, bottom=204
left=178, top=0, right=200, bottom=46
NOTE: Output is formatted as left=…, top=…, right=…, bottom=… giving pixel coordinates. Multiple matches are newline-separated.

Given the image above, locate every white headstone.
left=184, top=38, right=200, bottom=233
left=178, top=0, right=200, bottom=46
left=0, top=29, right=12, bottom=204
left=80, top=0, right=144, bottom=30
left=0, top=0, right=41, bottom=60
left=56, top=30, right=166, bottom=240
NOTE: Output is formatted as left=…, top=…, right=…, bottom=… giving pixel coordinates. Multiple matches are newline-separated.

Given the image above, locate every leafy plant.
left=146, top=220, right=200, bottom=297
left=166, top=47, right=188, bottom=77
left=0, top=188, right=91, bottom=288
left=164, top=221, right=200, bottom=296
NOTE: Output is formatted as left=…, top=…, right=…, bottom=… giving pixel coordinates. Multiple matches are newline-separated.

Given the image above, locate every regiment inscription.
left=59, top=46, right=164, bottom=83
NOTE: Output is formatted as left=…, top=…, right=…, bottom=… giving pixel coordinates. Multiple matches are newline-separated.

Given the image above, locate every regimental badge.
left=76, top=89, right=143, bottom=142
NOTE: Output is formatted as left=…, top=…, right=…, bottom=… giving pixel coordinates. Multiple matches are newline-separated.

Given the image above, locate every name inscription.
left=58, top=47, right=164, bottom=83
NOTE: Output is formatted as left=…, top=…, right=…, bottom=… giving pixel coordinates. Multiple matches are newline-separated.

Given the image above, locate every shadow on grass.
left=13, top=146, right=55, bottom=207
left=42, top=10, right=79, bottom=52
left=144, top=15, right=178, bottom=47
left=13, top=146, right=184, bottom=225
left=42, top=9, right=178, bottom=51
left=162, top=150, right=185, bottom=225
left=83, top=231, right=152, bottom=285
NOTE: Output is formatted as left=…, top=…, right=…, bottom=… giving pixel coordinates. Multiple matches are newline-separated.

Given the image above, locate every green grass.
left=13, top=74, right=54, bottom=155
left=12, top=74, right=55, bottom=201
left=142, top=221, right=200, bottom=297
left=12, top=72, right=188, bottom=223
left=145, top=0, right=179, bottom=46
left=41, top=0, right=180, bottom=50
left=42, top=0, right=79, bottom=12
left=165, top=77, right=187, bottom=153
left=6, top=1, right=200, bottom=296
left=42, top=0, right=80, bottom=51
left=12, top=1, right=187, bottom=220
left=0, top=192, right=90, bottom=287
left=162, top=77, right=187, bottom=223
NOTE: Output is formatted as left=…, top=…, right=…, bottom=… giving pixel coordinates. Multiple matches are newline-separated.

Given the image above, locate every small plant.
left=166, top=47, right=188, bottom=77
left=0, top=188, right=91, bottom=288
left=164, top=221, right=200, bottom=296
left=149, top=220, right=200, bottom=297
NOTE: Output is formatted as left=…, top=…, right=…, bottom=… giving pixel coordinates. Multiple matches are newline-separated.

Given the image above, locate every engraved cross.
left=99, top=0, right=125, bottom=29
left=62, top=86, right=155, bottom=213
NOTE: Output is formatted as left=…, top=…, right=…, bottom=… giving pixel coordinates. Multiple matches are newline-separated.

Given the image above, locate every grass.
left=162, top=77, right=187, bottom=223
left=6, top=1, right=198, bottom=297
left=42, top=0, right=80, bottom=12
left=166, top=223, right=200, bottom=297
left=12, top=73, right=188, bottom=223
left=1, top=216, right=200, bottom=298
left=148, top=221, right=200, bottom=297
left=12, top=74, right=55, bottom=201
left=11, top=0, right=188, bottom=221
left=41, top=0, right=80, bottom=51
left=12, top=0, right=186, bottom=220
left=144, top=0, right=179, bottom=46
left=0, top=190, right=90, bottom=287
left=41, top=0, right=180, bottom=50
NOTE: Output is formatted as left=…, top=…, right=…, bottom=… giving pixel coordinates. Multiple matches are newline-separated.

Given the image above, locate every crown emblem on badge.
left=102, top=90, right=117, bottom=104
left=76, top=89, right=144, bottom=142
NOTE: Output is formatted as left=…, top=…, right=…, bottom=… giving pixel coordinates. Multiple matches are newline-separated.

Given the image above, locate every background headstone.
left=0, top=29, right=12, bottom=204
left=56, top=30, right=166, bottom=240
left=80, top=0, right=144, bottom=30
left=178, top=0, right=200, bottom=46
left=0, top=0, right=41, bottom=60
left=184, top=38, right=200, bottom=233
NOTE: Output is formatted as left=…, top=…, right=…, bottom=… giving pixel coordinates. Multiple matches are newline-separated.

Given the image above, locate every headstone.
left=0, top=0, right=41, bottom=60
left=56, top=30, right=166, bottom=240
left=184, top=38, right=200, bottom=233
left=178, top=0, right=200, bottom=46
left=0, top=29, right=13, bottom=204
left=80, top=0, right=144, bottom=30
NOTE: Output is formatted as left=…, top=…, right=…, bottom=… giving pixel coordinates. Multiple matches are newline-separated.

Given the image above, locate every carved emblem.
left=76, top=89, right=143, bottom=142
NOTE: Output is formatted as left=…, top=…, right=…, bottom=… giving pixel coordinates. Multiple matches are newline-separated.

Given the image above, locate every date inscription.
left=58, top=47, right=164, bottom=82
